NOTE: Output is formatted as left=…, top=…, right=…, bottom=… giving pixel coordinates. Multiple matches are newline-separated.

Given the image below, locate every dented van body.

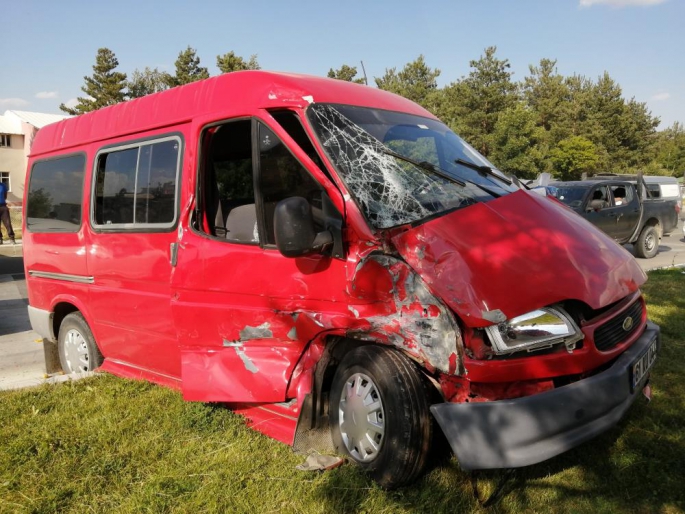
left=23, top=71, right=659, bottom=487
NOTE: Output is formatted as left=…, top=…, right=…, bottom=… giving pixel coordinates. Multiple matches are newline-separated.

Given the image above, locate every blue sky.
left=2, top=0, right=683, bottom=128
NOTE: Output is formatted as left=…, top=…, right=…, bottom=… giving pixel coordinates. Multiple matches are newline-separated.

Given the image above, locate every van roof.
left=30, top=71, right=436, bottom=157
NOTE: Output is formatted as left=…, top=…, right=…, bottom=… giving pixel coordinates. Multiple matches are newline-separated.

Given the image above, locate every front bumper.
left=431, top=321, right=660, bottom=470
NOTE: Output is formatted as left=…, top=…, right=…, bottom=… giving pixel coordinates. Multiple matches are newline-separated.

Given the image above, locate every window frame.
left=254, top=117, right=327, bottom=249
left=0, top=134, right=11, bottom=147
left=90, top=133, right=184, bottom=233
left=194, top=115, right=327, bottom=250
left=26, top=152, right=87, bottom=233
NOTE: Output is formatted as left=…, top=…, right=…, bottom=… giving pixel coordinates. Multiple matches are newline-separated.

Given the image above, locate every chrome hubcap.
left=63, top=329, right=89, bottom=373
left=338, top=372, right=385, bottom=462
left=645, top=233, right=656, bottom=252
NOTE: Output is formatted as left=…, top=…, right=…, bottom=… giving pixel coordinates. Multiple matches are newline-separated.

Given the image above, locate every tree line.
left=60, top=47, right=685, bottom=181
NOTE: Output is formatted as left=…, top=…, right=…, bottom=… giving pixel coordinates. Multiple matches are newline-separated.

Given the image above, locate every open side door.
left=627, top=171, right=647, bottom=243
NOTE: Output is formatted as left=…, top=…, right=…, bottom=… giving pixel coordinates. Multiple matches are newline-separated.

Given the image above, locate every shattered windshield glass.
left=307, top=104, right=517, bottom=229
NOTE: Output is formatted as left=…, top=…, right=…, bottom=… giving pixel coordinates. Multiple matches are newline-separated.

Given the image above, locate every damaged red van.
left=24, top=71, right=659, bottom=488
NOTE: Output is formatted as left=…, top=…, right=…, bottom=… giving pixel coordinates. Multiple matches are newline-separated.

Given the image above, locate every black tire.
left=329, top=345, right=433, bottom=489
left=634, top=225, right=659, bottom=259
left=57, top=312, right=103, bottom=374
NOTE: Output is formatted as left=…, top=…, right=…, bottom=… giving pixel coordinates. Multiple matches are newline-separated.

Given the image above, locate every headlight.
left=484, top=307, right=583, bottom=355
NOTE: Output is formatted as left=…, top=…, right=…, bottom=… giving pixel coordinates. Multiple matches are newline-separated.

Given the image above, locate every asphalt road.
left=625, top=229, right=685, bottom=271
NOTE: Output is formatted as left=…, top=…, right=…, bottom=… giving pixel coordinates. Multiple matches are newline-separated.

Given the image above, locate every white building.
left=0, top=110, right=70, bottom=205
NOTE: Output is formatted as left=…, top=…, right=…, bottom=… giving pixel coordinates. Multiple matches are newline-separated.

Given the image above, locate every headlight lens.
left=484, top=307, right=582, bottom=355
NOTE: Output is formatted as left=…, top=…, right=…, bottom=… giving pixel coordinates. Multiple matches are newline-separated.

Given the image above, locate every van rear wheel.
left=329, top=345, right=433, bottom=489
left=58, top=312, right=103, bottom=374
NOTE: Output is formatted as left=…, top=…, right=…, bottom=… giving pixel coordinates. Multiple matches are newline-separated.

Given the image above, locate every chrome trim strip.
left=28, top=270, right=94, bottom=284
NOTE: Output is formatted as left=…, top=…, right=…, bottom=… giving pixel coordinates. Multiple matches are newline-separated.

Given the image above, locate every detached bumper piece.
left=431, top=321, right=660, bottom=471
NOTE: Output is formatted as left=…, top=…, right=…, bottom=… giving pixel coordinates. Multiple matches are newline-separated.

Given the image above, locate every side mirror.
left=274, top=197, right=333, bottom=258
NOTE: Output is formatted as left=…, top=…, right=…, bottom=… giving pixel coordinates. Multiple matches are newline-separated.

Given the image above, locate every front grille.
left=594, top=300, right=643, bottom=352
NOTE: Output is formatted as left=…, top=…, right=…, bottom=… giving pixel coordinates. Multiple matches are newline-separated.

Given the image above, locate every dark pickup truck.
left=549, top=179, right=679, bottom=258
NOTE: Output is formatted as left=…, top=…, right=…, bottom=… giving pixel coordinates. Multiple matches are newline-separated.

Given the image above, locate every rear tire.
left=634, top=225, right=659, bottom=259
left=57, top=312, right=103, bottom=374
left=329, top=345, right=433, bottom=489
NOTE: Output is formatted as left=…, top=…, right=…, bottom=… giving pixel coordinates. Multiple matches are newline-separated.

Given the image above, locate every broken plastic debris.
left=295, top=452, right=344, bottom=472
left=643, top=383, right=652, bottom=402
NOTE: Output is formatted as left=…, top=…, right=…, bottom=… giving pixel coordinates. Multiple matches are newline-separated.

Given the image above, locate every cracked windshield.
left=307, top=103, right=518, bottom=229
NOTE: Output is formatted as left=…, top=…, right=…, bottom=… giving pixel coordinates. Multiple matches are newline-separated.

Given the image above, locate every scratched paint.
left=223, top=340, right=259, bottom=374
left=239, top=322, right=273, bottom=341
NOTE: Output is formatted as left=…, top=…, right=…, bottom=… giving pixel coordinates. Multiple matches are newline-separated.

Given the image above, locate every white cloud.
left=64, top=98, right=79, bottom=109
left=650, top=92, right=670, bottom=101
left=0, top=97, right=30, bottom=107
left=580, top=0, right=668, bottom=6
left=35, top=91, right=58, bottom=99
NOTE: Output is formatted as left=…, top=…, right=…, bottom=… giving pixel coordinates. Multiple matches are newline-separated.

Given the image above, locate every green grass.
left=1, top=270, right=685, bottom=513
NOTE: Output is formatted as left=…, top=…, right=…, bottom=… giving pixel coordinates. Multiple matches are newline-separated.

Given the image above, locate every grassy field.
left=1, top=270, right=684, bottom=513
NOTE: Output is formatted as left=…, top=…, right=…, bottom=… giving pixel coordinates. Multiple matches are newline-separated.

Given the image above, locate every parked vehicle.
left=549, top=179, right=679, bottom=258
left=24, top=71, right=659, bottom=488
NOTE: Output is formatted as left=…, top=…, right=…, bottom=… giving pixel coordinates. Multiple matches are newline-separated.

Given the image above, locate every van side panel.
left=86, top=232, right=181, bottom=378
left=83, top=127, right=190, bottom=379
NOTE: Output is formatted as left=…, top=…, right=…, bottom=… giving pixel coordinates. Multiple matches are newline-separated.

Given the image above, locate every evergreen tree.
left=60, top=48, right=127, bottom=114
left=489, top=104, right=547, bottom=179
left=523, top=59, right=568, bottom=133
left=646, top=122, right=685, bottom=176
left=375, top=55, right=440, bottom=108
left=127, top=67, right=170, bottom=99
left=327, top=64, right=365, bottom=84
left=166, top=46, right=209, bottom=87
left=216, top=51, right=260, bottom=73
left=438, top=47, right=518, bottom=157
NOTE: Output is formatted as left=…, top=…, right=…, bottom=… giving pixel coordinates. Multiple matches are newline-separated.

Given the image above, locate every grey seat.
left=225, top=204, right=258, bottom=242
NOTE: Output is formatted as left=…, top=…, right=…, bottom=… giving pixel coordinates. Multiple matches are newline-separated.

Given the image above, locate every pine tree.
left=375, top=55, right=440, bottom=108
left=166, top=46, right=209, bottom=87
left=127, top=67, right=170, bottom=99
left=216, top=51, right=260, bottom=73
left=438, top=47, right=518, bottom=157
left=327, top=64, right=365, bottom=84
left=59, top=48, right=127, bottom=114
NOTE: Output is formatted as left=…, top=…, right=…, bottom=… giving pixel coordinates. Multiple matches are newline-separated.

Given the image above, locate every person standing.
left=0, top=180, right=16, bottom=244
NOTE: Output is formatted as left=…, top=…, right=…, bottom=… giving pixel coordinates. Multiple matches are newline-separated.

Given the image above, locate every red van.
left=23, top=71, right=659, bottom=488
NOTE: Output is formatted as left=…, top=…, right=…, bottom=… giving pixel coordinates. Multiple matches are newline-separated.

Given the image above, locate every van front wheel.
left=329, top=345, right=433, bottom=489
left=58, top=312, right=103, bottom=374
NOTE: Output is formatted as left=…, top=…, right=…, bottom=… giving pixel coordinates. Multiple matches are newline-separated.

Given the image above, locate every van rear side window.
left=93, top=137, right=181, bottom=229
left=27, top=154, right=85, bottom=232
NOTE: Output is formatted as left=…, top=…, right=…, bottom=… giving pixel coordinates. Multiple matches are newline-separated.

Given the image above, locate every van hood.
left=392, top=190, right=646, bottom=328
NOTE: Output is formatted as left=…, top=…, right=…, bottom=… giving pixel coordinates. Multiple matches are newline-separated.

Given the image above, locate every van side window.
left=202, top=120, right=257, bottom=243
left=258, top=123, right=324, bottom=245
left=27, top=154, right=85, bottom=232
left=270, top=111, right=328, bottom=175
left=94, top=137, right=180, bottom=228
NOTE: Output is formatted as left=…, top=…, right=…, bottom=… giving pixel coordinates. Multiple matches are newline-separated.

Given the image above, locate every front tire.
left=58, top=312, right=103, bottom=374
left=329, top=345, right=433, bottom=489
left=634, top=225, right=659, bottom=259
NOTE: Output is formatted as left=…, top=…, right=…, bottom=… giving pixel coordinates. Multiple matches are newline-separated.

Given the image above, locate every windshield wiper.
left=454, top=158, right=512, bottom=185
left=382, top=149, right=466, bottom=187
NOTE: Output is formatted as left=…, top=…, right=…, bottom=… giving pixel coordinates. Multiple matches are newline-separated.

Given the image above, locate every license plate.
left=631, top=339, right=658, bottom=391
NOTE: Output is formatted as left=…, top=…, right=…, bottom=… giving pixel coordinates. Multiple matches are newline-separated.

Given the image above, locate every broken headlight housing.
left=484, top=307, right=583, bottom=355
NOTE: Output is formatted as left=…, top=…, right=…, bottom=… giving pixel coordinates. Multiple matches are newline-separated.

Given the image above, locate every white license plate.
left=631, top=339, right=658, bottom=391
